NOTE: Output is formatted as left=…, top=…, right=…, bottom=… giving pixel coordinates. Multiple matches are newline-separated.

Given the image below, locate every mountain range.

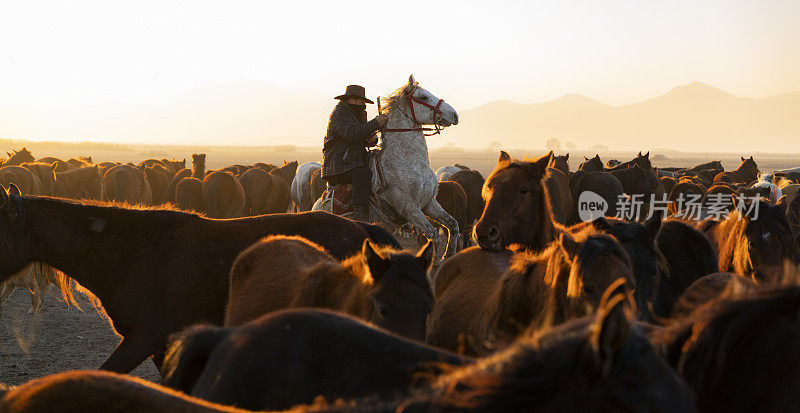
left=0, top=80, right=797, bottom=152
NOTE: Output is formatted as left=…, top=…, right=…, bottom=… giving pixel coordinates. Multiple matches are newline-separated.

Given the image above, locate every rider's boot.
left=351, top=203, right=370, bottom=223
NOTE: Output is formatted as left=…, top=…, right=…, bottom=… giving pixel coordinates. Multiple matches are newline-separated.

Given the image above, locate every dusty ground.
left=0, top=287, right=160, bottom=386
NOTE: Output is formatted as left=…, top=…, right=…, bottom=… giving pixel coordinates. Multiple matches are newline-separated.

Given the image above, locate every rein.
left=380, top=86, right=445, bottom=136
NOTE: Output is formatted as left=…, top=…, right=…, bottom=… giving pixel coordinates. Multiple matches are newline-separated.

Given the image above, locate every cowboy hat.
left=334, top=85, right=374, bottom=104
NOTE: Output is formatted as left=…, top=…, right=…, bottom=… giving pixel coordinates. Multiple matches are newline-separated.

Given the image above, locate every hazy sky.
left=1, top=0, right=799, bottom=109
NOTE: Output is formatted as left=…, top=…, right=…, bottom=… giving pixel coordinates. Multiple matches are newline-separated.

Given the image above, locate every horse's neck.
left=380, top=109, right=430, bottom=166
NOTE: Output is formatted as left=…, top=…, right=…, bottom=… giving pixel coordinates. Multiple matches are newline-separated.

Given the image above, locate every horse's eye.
left=418, top=95, right=428, bottom=101
left=520, top=186, right=529, bottom=194
left=379, top=308, right=389, bottom=318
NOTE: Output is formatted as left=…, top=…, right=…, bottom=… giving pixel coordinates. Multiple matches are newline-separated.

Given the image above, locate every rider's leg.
left=350, top=165, right=372, bottom=222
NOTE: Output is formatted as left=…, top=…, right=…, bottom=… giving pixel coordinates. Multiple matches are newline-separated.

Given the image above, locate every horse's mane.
left=379, top=81, right=418, bottom=116
left=655, top=285, right=800, bottom=408
left=425, top=315, right=608, bottom=412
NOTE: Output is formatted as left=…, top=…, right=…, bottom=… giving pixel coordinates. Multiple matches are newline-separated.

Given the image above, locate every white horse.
left=435, top=165, right=462, bottom=182
left=291, top=161, right=322, bottom=211
left=317, top=75, right=460, bottom=261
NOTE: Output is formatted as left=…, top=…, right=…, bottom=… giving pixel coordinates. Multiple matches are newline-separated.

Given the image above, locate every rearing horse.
left=365, top=75, right=461, bottom=260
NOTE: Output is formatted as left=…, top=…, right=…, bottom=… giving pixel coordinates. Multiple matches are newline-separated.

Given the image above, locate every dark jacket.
left=321, top=101, right=380, bottom=178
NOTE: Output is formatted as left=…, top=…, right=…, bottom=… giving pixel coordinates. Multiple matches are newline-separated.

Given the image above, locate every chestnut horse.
left=427, top=225, right=634, bottom=356
left=0, top=186, right=388, bottom=374
left=473, top=151, right=556, bottom=252
left=202, top=171, right=245, bottom=218
left=1, top=288, right=695, bottom=413
left=225, top=235, right=433, bottom=340
left=163, top=309, right=469, bottom=410
left=697, top=200, right=792, bottom=283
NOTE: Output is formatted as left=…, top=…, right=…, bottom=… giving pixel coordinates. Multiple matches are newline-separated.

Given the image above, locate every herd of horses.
left=1, top=146, right=800, bottom=412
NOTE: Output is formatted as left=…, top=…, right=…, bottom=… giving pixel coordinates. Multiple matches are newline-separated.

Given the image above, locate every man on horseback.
left=321, top=84, right=388, bottom=222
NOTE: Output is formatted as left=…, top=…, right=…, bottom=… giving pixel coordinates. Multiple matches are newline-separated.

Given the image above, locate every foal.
left=225, top=235, right=434, bottom=341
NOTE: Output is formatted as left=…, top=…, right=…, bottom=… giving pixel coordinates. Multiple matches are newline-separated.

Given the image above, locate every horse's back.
left=225, top=235, right=334, bottom=326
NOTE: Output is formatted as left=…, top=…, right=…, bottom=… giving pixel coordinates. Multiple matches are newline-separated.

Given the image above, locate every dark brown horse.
left=668, top=272, right=758, bottom=320
left=162, top=309, right=470, bottom=410
left=427, top=225, right=634, bottom=356
left=202, top=171, right=245, bottom=218
left=265, top=161, right=298, bottom=213
left=697, top=200, right=792, bottom=283
left=1, top=289, right=695, bottom=413
left=449, top=169, right=484, bottom=238
left=53, top=165, right=102, bottom=199
left=175, top=177, right=204, bottom=214
left=0, top=186, right=387, bottom=374
left=713, top=156, right=759, bottom=185
left=434, top=181, right=469, bottom=250
left=473, top=151, right=555, bottom=252
left=549, top=153, right=570, bottom=174
left=568, top=171, right=624, bottom=223
left=578, top=153, right=603, bottom=172
left=225, top=235, right=434, bottom=340
left=238, top=167, right=272, bottom=216
left=652, top=219, right=721, bottom=319
left=655, top=285, right=800, bottom=412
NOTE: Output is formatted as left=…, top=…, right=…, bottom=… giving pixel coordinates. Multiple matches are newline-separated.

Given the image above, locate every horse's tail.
left=161, top=324, right=231, bottom=394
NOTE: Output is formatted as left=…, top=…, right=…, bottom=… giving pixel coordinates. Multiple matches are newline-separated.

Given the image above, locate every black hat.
left=334, top=85, right=374, bottom=104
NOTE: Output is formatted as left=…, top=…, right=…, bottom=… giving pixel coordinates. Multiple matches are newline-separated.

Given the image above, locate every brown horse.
left=225, top=235, right=434, bottom=340
left=144, top=165, right=171, bottom=205
left=53, top=165, right=102, bottom=199
left=265, top=161, right=298, bottom=213
left=102, top=164, right=152, bottom=205
left=0, top=186, right=386, bottom=374
left=202, top=171, right=245, bottom=218
left=568, top=171, right=624, bottom=223
left=578, top=154, right=604, bottom=172
left=37, top=157, right=70, bottom=172
left=160, top=158, right=186, bottom=174
left=549, top=153, right=570, bottom=174
left=0, top=166, right=42, bottom=196
left=1, top=289, right=696, bottom=413
left=238, top=167, right=272, bottom=216
left=427, top=225, right=634, bottom=356
left=165, top=168, right=192, bottom=203
left=668, top=272, right=758, bottom=320
left=175, top=177, right=205, bottom=213
left=2, top=148, right=35, bottom=166
left=434, top=181, right=469, bottom=250
left=473, top=151, right=555, bottom=252
left=21, top=162, right=57, bottom=196
left=655, top=285, right=800, bottom=412
left=163, top=309, right=469, bottom=410
left=697, top=200, right=792, bottom=283
left=713, top=156, right=759, bottom=185
left=309, top=167, right=326, bottom=206
left=544, top=167, right=573, bottom=225
left=449, top=169, right=484, bottom=239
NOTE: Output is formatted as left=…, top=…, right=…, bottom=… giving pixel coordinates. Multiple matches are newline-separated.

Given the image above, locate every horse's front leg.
left=404, top=207, right=441, bottom=263
left=100, top=333, right=162, bottom=374
left=423, top=200, right=460, bottom=259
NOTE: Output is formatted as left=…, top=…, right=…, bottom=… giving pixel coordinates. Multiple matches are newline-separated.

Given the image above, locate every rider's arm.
left=331, top=112, right=380, bottom=145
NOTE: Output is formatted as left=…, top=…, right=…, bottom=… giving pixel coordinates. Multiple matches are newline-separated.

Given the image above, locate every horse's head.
left=391, top=75, right=459, bottom=128
left=737, top=156, right=760, bottom=182
left=738, top=199, right=792, bottom=283
left=579, top=154, right=603, bottom=172
left=474, top=151, right=552, bottom=251
left=549, top=153, right=570, bottom=174
left=556, top=227, right=635, bottom=316
left=363, top=239, right=434, bottom=341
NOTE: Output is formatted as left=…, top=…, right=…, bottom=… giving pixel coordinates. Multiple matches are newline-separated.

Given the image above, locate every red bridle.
left=381, top=86, right=445, bottom=136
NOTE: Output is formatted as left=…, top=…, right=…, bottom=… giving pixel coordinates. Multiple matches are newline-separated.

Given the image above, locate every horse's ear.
left=749, top=156, right=754, bottom=161
left=645, top=210, right=662, bottom=238
left=565, top=153, right=569, bottom=161
left=638, top=151, right=642, bottom=156
left=558, top=231, right=580, bottom=258
left=591, top=293, right=631, bottom=378
left=408, top=74, right=415, bottom=86
left=0, top=185, right=9, bottom=207
left=592, top=217, right=611, bottom=231
left=777, top=195, right=788, bottom=214
left=362, top=239, right=388, bottom=281
left=584, top=156, right=589, bottom=161
left=498, top=150, right=510, bottom=163
left=532, top=151, right=552, bottom=173
left=8, top=183, right=21, bottom=196
left=594, top=154, right=600, bottom=160
left=50, top=162, right=58, bottom=171
left=644, top=151, right=650, bottom=158
left=741, top=156, right=746, bottom=162
left=416, top=240, right=435, bottom=272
